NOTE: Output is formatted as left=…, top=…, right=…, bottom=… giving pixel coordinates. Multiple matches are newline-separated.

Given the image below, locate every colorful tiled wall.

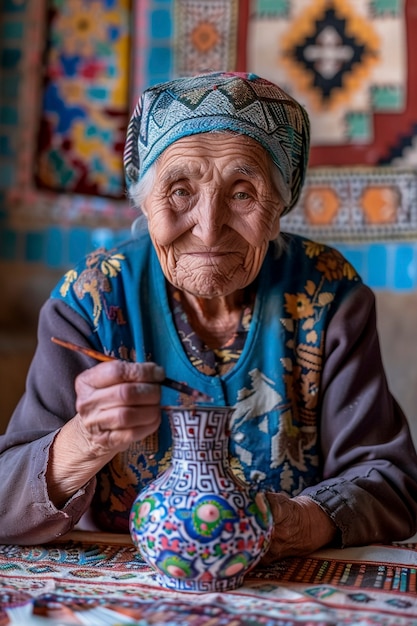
left=0, top=1, right=23, bottom=196
left=1, top=0, right=416, bottom=290
left=1, top=214, right=416, bottom=290
left=0, top=0, right=133, bottom=271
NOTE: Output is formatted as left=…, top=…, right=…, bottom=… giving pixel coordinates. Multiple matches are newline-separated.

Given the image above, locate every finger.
left=76, top=379, right=162, bottom=415
left=84, top=403, right=161, bottom=433
left=76, top=360, right=165, bottom=391
left=79, top=406, right=162, bottom=454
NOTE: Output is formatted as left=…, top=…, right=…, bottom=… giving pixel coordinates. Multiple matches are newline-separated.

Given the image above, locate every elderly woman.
left=0, top=72, right=416, bottom=557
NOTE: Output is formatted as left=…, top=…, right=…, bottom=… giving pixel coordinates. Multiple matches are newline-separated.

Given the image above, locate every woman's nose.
left=192, top=194, right=226, bottom=246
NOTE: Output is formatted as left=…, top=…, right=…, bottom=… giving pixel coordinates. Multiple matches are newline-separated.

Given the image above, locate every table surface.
left=1, top=531, right=416, bottom=625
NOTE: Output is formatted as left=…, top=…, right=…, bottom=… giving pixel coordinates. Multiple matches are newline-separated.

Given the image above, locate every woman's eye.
left=172, top=187, right=190, bottom=197
left=233, top=191, right=251, bottom=200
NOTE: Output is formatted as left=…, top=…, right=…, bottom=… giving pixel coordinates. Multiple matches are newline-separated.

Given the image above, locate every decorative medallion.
left=248, top=0, right=406, bottom=145
left=174, top=0, right=239, bottom=76
left=280, top=0, right=379, bottom=111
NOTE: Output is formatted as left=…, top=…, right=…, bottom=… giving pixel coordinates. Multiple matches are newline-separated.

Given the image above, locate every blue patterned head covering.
left=124, top=71, right=310, bottom=214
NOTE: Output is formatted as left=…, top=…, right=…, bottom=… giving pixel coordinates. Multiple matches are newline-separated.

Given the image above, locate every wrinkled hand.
left=74, top=360, right=164, bottom=457
left=260, top=493, right=337, bottom=564
left=47, top=361, right=164, bottom=506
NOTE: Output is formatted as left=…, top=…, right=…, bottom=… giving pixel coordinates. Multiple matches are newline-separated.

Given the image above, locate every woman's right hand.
left=46, top=360, right=165, bottom=507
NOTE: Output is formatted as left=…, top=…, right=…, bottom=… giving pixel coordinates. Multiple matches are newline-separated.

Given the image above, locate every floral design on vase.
left=130, top=406, right=273, bottom=592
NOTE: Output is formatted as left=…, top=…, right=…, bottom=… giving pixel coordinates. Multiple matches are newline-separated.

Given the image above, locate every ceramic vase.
left=129, top=406, right=273, bottom=593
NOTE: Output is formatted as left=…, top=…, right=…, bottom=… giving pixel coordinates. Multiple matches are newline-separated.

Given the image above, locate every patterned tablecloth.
left=0, top=531, right=416, bottom=625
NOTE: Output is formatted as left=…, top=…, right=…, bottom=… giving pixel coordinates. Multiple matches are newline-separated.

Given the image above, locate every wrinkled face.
left=142, top=133, right=284, bottom=298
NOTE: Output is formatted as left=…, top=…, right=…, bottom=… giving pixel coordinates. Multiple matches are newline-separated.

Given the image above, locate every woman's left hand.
left=260, top=493, right=337, bottom=564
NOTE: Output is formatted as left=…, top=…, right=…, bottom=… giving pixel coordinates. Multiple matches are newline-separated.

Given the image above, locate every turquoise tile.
left=331, top=243, right=417, bottom=290
left=148, top=46, right=172, bottom=75
left=68, top=227, right=91, bottom=264
left=393, top=245, right=416, bottom=290
left=367, top=244, right=388, bottom=288
left=336, top=244, right=367, bottom=279
left=0, top=163, right=15, bottom=188
left=46, top=227, right=66, bottom=268
left=0, top=191, right=6, bottom=218
left=1, top=75, right=19, bottom=98
left=0, top=48, right=21, bottom=69
left=24, top=231, right=44, bottom=262
left=151, top=10, right=172, bottom=38
left=335, top=242, right=417, bottom=291
left=0, top=105, right=18, bottom=125
left=0, top=226, right=18, bottom=260
left=1, top=20, right=24, bottom=39
left=3, top=0, right=27, bottom=12
left=0, top=135, right=13, bottom=156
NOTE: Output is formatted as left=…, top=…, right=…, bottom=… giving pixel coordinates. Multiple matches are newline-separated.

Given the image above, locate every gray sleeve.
left=301, top=284, right=417, bottom=546
left=0, top=299, right=98, bottom=544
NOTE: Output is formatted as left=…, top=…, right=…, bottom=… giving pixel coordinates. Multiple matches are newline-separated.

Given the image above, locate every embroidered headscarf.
left=124, top=71, right=310, bottom=214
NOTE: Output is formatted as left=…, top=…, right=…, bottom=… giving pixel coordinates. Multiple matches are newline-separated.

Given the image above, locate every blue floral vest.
left=52, top=231, right=361, bottom=531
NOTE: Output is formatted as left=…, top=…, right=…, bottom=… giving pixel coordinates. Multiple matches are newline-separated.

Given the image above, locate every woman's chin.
left=179, top=278, right=248, bottom=299
left=168, top=261, right=256, bottom=298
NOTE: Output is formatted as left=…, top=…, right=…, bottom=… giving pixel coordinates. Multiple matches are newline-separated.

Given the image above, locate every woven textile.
left=283, top=166, right=417, bottom=242
left=174, top=0, right=240, bottom=77
left=4, top=0, right=417, bottom=246
left=248, top=0, right=406, bottom=146
left=1, top=534, right=417, bottom=625
left=35, top=0, right=131, bottom=198
left=129, top=0, right=248, bottom=103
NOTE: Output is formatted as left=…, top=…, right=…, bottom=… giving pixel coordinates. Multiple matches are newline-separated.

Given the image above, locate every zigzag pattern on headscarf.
left=123, top=71, right=310, bottom=214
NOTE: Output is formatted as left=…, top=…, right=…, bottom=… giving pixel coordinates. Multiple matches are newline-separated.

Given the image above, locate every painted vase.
left=129, top=406, right=273, bottom=593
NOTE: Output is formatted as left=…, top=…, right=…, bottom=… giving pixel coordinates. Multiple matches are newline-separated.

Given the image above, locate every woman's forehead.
left=156, top=133, right=270, bottom=172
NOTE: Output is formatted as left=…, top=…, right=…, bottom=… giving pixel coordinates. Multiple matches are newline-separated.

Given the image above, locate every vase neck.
left=167, top=407, right=233, bottom=462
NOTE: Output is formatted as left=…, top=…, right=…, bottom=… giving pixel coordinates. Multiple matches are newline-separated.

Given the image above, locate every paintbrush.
left=51, top=336, right=213, bottom=403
